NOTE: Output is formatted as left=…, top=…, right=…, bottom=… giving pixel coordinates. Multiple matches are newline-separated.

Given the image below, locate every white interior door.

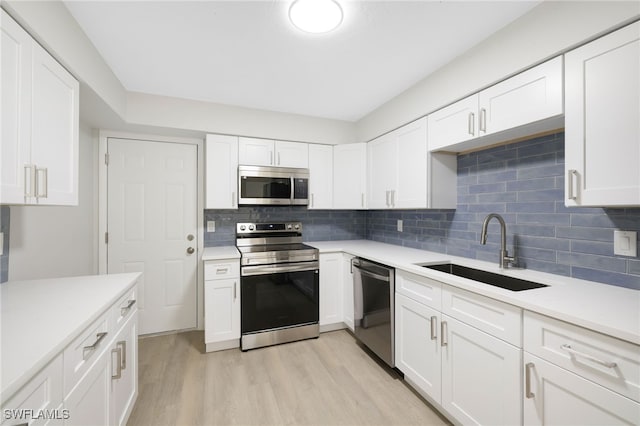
left=107, top=138, right=198, bottom=335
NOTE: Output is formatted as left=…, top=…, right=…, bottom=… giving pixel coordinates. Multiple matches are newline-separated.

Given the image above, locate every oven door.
left=241, top=262, right=319, bottom=335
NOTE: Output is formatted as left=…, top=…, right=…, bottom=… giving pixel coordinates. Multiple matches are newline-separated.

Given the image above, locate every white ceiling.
left=64, top=1, right=541, bottom=122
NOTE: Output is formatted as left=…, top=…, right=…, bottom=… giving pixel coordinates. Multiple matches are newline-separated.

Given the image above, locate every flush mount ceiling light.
left=289, top=0, right=344, bottom=34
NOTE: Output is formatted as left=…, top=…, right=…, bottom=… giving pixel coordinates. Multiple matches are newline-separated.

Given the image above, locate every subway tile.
left=515, top=235, right=570, bottom=251
left=476, top=192, right=518, bottom=203
left=516, top=213, right=570, bottom=226
left=628, top=260, right=640, bottom=276
left=507, top=153, right=556, bottom=169
left=517, top=189, right=565, bottom=202
left=518, top=258, right=571, bottom=277
left=468, top=182, right=506, bottom=194
left=570, top=240, right=613, bottom=256
left=556, top=226, right=612, bottom=242
left=515, top=246, right=557, bottom=262
left=517, top=163, right=564, bottom=179
left=467, top=203, right=507, bottom=213
left=477, top=170, right=517, bottom=184
left=570, top=214, right=615, bottom=228
left=511, top=224, right=556, bottom=238
left=557, top=252, right=626, bottom=273
left=506, top=202, right=556, bottom=213
left=506, top=177, right=556, bottom=192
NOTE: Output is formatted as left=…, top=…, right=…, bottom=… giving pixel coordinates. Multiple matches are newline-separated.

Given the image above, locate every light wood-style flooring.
left=127, top=330, right=450, bottom=425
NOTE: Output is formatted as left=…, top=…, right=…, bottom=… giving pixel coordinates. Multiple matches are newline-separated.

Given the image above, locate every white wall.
left=9, top=123, right=98, bottom=280
left=355, top=1, right=640, bottom=142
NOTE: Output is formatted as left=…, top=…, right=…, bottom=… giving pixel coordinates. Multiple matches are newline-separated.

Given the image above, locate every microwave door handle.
left=291, top=176, right=294, bottom=202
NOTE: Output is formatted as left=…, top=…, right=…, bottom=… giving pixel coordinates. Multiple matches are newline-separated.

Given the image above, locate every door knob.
left=187, top=247, right=195, bottom=254
left=187, top=234, right=194, bottom=241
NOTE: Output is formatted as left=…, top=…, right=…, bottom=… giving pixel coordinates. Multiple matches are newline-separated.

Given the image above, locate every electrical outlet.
left=397, top=220, right=403, bottom=232
left=614, top=230, right=637, bottom=257
left=207, top=221, right=216, bottom=233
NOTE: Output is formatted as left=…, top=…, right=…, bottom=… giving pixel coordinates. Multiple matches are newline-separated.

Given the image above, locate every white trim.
left=98, top=130, right=205, bottom=330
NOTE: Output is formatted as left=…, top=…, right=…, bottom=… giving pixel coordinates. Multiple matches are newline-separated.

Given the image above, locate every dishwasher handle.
left=353, top=264, right=391, bottom=282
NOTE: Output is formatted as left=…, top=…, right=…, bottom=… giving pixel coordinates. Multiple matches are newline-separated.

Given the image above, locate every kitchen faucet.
left=480, top=213, right=516, bottom=269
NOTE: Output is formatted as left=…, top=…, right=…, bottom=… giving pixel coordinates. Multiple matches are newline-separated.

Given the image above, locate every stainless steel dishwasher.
left=352, top=257, right=395, bottom=367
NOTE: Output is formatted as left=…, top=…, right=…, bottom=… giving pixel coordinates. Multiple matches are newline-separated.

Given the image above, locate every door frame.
left=98, top=130, right=205, bottom=330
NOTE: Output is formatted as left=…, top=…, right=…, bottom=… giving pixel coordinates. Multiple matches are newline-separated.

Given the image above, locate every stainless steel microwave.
left=238, top=165, right=309, bottom=206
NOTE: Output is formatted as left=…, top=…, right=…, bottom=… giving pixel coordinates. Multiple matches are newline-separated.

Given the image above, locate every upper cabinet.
left=428, top=56, right=563, bottom=153
left=1, top=10, right=79, bottom=205
left=205, top=134, right=239, bottom=209
left=308, top=144, right=333, bottom=209
left=564, top=22, right=640, bottom=207
left=238, top=137, right=308, bottom=168
left=333, top=143, right=367, bottom=209
left=368, top=118, right=457, bottom=209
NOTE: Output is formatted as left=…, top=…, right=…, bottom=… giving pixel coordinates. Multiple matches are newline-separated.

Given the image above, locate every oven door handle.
left=241, top=261, right=319, bottom=276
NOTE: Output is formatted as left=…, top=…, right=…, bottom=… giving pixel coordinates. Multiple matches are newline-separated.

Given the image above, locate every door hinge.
left=105, top=153, right=110, bottom=166
left=105, top=232, right=109, bottom=244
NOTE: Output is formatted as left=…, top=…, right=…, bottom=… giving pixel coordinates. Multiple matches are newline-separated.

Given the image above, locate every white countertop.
left=202, top=246, right=240, bottom=261
left=308, top=240, right=640, bottom=346
left=1, top=273, right=141, bottom=404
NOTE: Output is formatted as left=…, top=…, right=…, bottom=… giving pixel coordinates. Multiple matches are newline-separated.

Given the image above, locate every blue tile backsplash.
left=1, top=206, right=9, bottom=283
left=207, top=132, right=640, bottom=290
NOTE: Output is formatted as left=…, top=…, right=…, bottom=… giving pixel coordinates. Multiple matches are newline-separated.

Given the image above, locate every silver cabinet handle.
left=561, top=344, right=617, bottom=368
left=310, top=193, right=314, bottom=208
left=233, top=282, right=237, bottom=300
left=361, top=193, right=364, bottom=208
left=231, top=191, right=236, bottom=207
left=525, top=362, right=535, bottom=398
left=216, top=267, right=229, bottom=274
left=391, top=190, right=395, bottom=207
left=111, top=347, right=122, bottom=379
left=120, top=299, right=136, bottom=316
left=36, top=167, right=48, bottom=198
left=24, top=165, right=36, bottom=198
left=468, top=112, right=475, bottom=136
left=83, top=332, right=108, bottom=360
left=567, top=169, right=578, bottom=200
left=440, top=321, right=448, bottom=346
left=278, top=152, right=281, bottom=165
left=117, top=340, right=127, bottom=370
left=385, top=190, right=390, bottom=207
left=430, top=316, right=437, bottom=340
left=479, top=108, right=487, bottom=132
left=270, top=151, right=274, bottom=165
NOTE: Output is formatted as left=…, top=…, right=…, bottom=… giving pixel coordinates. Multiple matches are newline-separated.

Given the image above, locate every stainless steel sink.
left=423, top=263, right=548, bottom=291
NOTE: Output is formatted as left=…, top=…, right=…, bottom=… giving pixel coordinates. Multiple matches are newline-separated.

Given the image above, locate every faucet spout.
left=480, top=213, right=515, bottom=269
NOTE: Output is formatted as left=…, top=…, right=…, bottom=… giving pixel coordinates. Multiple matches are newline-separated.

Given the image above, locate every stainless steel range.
left=236, top=222, right=319, bottom=350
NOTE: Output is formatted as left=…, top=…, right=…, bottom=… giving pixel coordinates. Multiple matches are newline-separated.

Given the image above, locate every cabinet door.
left=565, top=22, right=640, bottom=207
left=110, top=315, right=138, bottom=426
left=367, top=133, right=396, bottom=209
left=238, top=137, right=274, bottom=166
left=205, top=134, right=238, bottom=209
left=204, top=278, right=240, bottom=343
left=64, top=348, right=110, bottom=426
left=524, top=353, right=640, bottom=426
left=30, top=42, right=79, bottom=206
left=395, top=117, right=427, bottom=208
left=308, top=144, right=333, bottom=209
left=319, top=253, right=343, bottom=327
left=0, top=10, right=33, bottom=204
left=427, top=94, right=478, bottom=151
left=275, top=141, right=308, bottom=168
left=395, top=293, right=441, bottom=403
left=333, top=143, right=367, bottom=209
left=479, top=56, right=563, bottom=137
left=441, top=315, right=521, bottom=426
left=342, top=253, right=355, bottom=331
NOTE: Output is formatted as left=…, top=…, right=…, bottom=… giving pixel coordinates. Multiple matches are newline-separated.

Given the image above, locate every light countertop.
left=1, top=273, right=141, bottom=404
left=308, top=240, right=640, bottom=346
left=202, top=246, right=240, bottom=261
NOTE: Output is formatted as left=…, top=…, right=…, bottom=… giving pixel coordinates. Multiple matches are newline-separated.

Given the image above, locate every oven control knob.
left=249, top=225, right=255, bottom=231
left=240, top=225, right=246, bottom=231
left=287, top=224, right=292, bottom=230
left=294, top=224, right=300, bottom=230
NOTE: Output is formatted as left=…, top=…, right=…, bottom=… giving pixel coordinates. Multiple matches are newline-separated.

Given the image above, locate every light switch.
left=614, top=230, right=637, bottom=257
left=207, top=221, right=216, bottom=233
left=397, top=220, right=403, bottom=232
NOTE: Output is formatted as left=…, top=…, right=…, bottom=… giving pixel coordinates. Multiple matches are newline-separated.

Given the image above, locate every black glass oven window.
left=293, top=178, right=308, bottom=200
left=241, top=269, right=319, bottom=334
left=241, top=176, right=291, bottom=199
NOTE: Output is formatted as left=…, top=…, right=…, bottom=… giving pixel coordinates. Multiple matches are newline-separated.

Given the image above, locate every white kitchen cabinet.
left=238, top=137, right=308, bottom=168
left=205, top=134, right=238, bottom=209
left=523, top=353, right=640, bottom=426
left=342, top=253, right=355, bottom=331
left=368, top=117, right=457, bottom=209
left=441, top=314, right=521, bottom=426
left=0, top=10, right=79, bottom=206
left=308, top=144, right=333, bottom=209
left=428, top=56, right=563, bottom=153
left=110, top=314, right=138, bottom=426
left=204, top=259, right=240, bottom=352
left=333, top=143, right=367, bottom=209
left=565, top=22, right=640, bottom=207
left=64, top=347, right=111, bottom=426
left=319, top=253, right=344, bottom=330
left=395, top=293, right=442, bottom=403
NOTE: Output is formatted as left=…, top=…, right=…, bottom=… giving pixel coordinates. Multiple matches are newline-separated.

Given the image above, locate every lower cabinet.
left=319, top=253, right=344, bottom=329
left=342, top=253, right=355, bottom=331
left=110, top=314, right=138, bottom=426
left=204, top=258, right=240, bottom=352
left=64, top=348, right=111, bottom=426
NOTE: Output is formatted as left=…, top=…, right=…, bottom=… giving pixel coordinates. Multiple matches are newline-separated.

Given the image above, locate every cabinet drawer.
left=111, top=285, right=138, bottom=334
left=441, top=285, right=521, bottom=346
left=204, top=260, right=239, bottom=280
left=0, top=354, right=63, bottom=426
left=396, top=270, right=441, bottom=310
left=524, top=311, right=640, bottom=403
left=63, top=310, right=110, bottom=397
